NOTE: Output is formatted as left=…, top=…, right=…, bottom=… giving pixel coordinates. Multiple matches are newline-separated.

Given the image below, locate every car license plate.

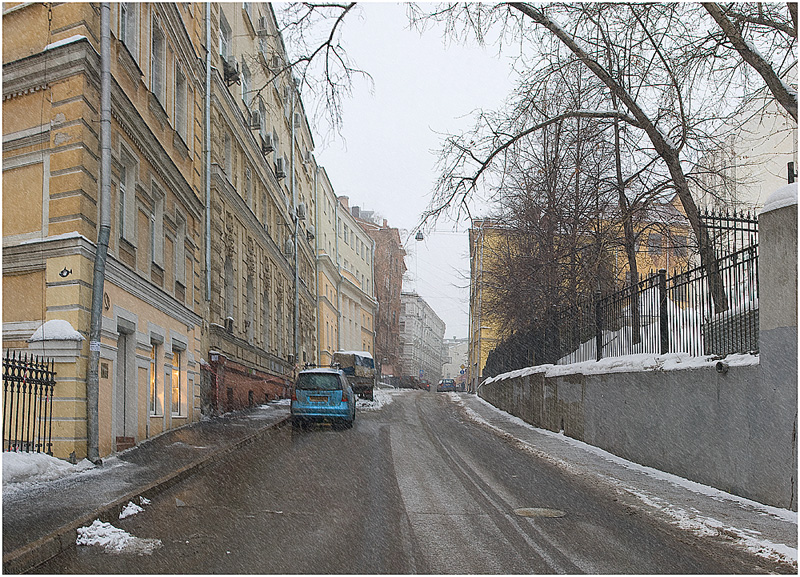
left=309, top=395, right=327, bottom=403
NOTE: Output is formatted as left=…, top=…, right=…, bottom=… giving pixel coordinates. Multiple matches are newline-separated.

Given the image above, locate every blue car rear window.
left=296, top=373, right=341, bottom=391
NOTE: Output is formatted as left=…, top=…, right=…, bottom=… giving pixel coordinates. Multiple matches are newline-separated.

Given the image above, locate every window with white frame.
left=151, top=16, right=166, bottom=104
left=174, top=63, right=188, bottom=143
left=119, top=148, right=137, bottom=244
left=171, top=349, right=183, bottom=415
left=119, top=3, right=138, bottom=60
left=219, top=11, right=231, bottom=61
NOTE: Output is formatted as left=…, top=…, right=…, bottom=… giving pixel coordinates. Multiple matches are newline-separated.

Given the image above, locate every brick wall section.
left=205, top=355, right=290, bottom=414
left=357, top=219, right=406, bottom=377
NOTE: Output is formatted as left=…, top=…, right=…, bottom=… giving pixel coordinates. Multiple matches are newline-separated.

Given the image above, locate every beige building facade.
left=3, top=3, right=206, bottom=457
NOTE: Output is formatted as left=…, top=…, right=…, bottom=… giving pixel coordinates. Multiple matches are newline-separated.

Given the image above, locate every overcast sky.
left=311, top=3, right=517, bottom=339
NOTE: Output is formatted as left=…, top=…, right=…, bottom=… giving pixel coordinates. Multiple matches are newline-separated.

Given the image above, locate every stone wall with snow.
left=479, top=185, right=798, bottom=511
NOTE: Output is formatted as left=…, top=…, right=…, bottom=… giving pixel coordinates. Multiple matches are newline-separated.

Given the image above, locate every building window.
left=649, top=233, right=662, bottom=256
left=241, top=60, right=251, bottom=109
left=174, top=213, right=186, bottom=286
left=175, top=64, right=188, bottom=143
left=245, top=167, right=253, bottom=208
left=263, top=289, right=271, bottom=348
left=171, top=349, right=182, bottom=415
left=224, top=256, right=235, bottom=320
left=151, top=17, right=166, bottom=104
left=151, top=185, right=164, bottom=267
left=224, top=132, right=232, bottom=177
left=219, top=12, right=231, bottom=61
left=149, top=343, right=161, bottom=415
left=119, top=3, right=138, bottom=60
left=118, top=149, right=137, bottom=244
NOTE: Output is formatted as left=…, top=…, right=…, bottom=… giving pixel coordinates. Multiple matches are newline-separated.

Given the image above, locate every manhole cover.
left=514, top=507, right=566, bottom=518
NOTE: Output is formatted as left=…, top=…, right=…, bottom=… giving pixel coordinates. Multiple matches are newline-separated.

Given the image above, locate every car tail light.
left=291, top=389, right=297, bottom=401
left=341, top=391, right=348, bottom=403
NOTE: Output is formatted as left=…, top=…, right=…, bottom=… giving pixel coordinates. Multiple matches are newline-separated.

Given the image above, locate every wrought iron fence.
left=3, top=351, right=56, bottom=454
left=543, top=211, right=760, bottom=364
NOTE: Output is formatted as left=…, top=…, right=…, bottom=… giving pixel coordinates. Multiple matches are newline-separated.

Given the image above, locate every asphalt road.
left=33, top=390, right=792, bottom=574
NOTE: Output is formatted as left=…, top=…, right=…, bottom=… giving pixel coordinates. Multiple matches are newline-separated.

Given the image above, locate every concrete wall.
left=478, top=193, right=798, bottom=511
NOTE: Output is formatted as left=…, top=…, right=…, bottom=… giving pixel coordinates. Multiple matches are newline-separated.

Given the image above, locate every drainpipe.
left=335, top=199, right=342, bottom=350
left=86, top=2, right=111, bottom=464
left=291, top=89, right=300, bottom=366
left=204, top=3, right=211, bottom=302
left=314, top=164, right=321, bottom=364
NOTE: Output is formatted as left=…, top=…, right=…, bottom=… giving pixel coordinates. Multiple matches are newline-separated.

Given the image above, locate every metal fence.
left=552, top=211, right=759, bottom=364
left=3, top=351, right=56, bottom=454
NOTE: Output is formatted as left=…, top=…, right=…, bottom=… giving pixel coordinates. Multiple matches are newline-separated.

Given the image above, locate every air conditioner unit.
left=306, top=224, right=315, bottom=241
left=256, top=16, right=269, bottom=37
left=296, top=202, right=307, bottom=221
left=293, top=112, right=302, bottom=128
left=302, top=150, right=313, bottom=164
left=283, top=237, right=294, bottom=258
left=249, top=110, right=261, bottom=130
left=275, top=156, right=286, bottom=179
left=261, top=133, right=274, bottom=155
left=223, top=57, right=240, bottom=86
left=224, top=316, right=234, bottom=333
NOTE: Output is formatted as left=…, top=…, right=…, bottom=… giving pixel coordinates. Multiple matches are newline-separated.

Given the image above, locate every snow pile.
left=119, top=501, right=144, bottom=519
left=271, top=398, right=291, bottom=406
left=76, top=520, right=162, bottom=555
left=356, top=388, right=395, bottom=411
left=3, top=451, right=95, bottom=484
left=28, top=319, right=84, bottom=342
left=761, top=183, right=797, bottom=214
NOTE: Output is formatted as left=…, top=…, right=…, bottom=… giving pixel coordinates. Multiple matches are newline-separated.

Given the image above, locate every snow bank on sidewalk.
left=3, top=451, right=96, bottom=485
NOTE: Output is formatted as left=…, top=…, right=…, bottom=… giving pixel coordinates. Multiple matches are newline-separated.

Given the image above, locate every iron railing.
left=3, top=351, right=56, bottom=454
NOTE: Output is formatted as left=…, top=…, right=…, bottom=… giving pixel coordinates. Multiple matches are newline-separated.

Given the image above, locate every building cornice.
left=3, top=235, right=202, bottom=329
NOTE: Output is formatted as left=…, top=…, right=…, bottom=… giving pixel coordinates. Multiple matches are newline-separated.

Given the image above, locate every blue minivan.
left=291, top=368, right=356, bottom=429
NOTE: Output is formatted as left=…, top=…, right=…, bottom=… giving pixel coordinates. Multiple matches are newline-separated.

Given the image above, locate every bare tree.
left=702, top=2, right=797, bottom=121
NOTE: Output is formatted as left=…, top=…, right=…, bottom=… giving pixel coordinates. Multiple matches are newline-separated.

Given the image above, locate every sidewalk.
left=2, top=403, right=290, bottom=573
left=453, top=392, right=798, bottom=569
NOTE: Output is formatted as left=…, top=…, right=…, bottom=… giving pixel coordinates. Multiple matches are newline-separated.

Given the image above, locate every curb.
left=2, top=416, right=289, bottom=574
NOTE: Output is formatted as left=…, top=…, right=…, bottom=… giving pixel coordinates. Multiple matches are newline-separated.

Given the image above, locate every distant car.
left=437, top=378, right=456, bottom=392
left=291, top=368, right=355, bottom=429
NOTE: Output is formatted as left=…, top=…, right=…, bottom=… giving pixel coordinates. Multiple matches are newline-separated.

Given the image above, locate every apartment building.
left=203, top=3, right=318, bottom=412
left=352, top=215, right=406, bottom=382
left=399, top=292, right=446, bottom=384
left=3, top=3, right=206, bottom=457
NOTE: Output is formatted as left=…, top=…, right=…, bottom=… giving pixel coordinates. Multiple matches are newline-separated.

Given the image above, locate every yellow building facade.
left=3, top=3, right=206, bottom=458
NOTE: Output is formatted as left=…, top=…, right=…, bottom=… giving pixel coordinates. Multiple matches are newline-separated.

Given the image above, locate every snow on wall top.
left=481, top=352, right=759, bottom=385
left=760, top=183, right=798, bottom=215
left=28, top=319, right=84, bottom=342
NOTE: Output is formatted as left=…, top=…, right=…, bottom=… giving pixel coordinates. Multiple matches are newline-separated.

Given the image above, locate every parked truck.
left=332, top=351, right=376, bottom=400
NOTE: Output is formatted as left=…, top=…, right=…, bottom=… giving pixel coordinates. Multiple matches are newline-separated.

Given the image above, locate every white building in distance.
left=399, top=293, right=446, bottom=384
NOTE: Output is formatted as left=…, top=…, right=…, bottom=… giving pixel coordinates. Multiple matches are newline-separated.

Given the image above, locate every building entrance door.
left=114, top=323, right=137, bottom=451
